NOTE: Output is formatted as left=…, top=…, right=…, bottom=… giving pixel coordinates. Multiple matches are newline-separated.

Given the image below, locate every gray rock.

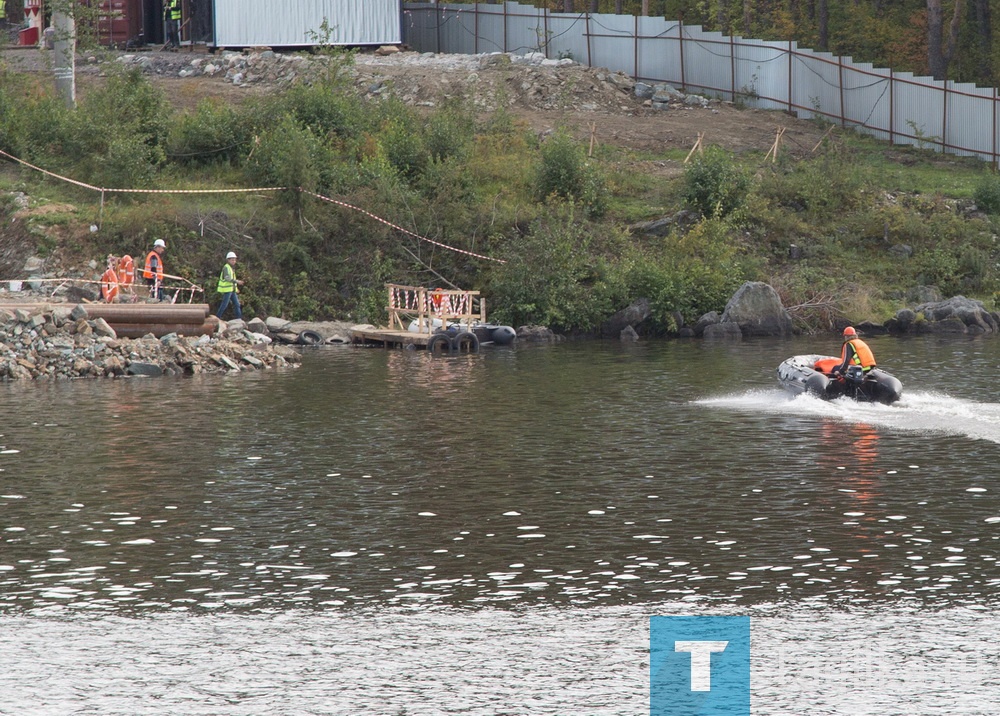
left=516, top=325, right=560, bottom=342
left=915, top=295, right=998, bottom=333
left=126, top=362, right=163, bottom=377
left=703, top=322, right=743, bottom=340
left=92, top=317, right=117, bottom=339
left=246, top=317, right=268, bottom=334
left=720, top=282, right=793, bottom=337
left=620, top=325, right=639, bottom=342
left=692, top=311, right=721, bottom=337
left=634, top=82, right=654, bottom=99
left=890, top=244, right=913, bottom=259
left=906, top=285, right=942, bottom=304
left=600, top=298, right=651, bottom=338
left=265, top=316, right=291, bottom=332
left=70, top=304, right=89, bottom=321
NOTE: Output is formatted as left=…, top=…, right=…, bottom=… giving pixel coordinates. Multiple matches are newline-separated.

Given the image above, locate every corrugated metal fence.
left=402, top=1, right=1000, bottom=168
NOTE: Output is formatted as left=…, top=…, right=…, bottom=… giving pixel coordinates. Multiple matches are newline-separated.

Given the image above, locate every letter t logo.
left=674, top=640, right=729, bottom=691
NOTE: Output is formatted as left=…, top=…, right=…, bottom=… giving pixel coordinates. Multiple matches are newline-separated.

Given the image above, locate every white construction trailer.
left=212, top=0, right=402, bottom=49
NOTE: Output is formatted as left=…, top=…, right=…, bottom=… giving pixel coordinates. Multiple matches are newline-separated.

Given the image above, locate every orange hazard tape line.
left=0, top=149, right=505, bottom=265
left=301, top=190, right=505, bottom=264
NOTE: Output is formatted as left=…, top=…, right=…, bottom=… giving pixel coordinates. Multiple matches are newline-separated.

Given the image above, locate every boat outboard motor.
left=845, top=365, right=865, bottom=385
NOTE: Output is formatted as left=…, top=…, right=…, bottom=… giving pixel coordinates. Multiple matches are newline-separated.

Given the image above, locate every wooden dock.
left=350, top=284, right=485, bottom=354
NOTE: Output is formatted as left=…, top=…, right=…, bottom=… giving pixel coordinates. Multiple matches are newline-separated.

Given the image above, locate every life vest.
left=217, top=262, right=238, bottom=294
left=430, top=288, right=445, bottom=313
left=842, top=338, right=876, bottom=370
left=100, top=267, right=119, bottom=303
left=117, top=255, right=135, bottom=286
left=143, top=249, right=163, bottom=281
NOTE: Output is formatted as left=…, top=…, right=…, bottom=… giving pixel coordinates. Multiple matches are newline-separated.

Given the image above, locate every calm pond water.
left=2, top=334, right=1000, bottom=714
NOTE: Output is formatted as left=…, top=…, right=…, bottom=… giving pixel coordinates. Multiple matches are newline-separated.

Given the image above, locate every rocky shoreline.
left=0, top=303, right=308, bottom=381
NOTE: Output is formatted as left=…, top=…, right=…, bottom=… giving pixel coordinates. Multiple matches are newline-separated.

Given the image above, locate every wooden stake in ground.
left=588, top=122, right=597, bottom=157
left=812, top=125, right=836, bottom=152
left=764, top=127, right=786, bottom=163
left=684, top=132, right=705, bottom=163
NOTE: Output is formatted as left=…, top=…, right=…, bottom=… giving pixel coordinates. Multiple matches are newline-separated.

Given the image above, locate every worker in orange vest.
left=143, top=238, right=166, bottom=300
left=834, top=326, right=876, bottom=376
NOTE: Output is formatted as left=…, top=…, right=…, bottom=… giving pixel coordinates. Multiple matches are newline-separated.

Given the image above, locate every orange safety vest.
left=117, top=255, right=135, bottom=286
left=143, top=250, right=164, bottom=281
left=100, top=267, right=119, bottom=303
left=842, top=338, right=876, bottom=370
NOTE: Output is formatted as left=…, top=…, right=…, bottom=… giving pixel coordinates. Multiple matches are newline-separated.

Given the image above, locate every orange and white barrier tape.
left=0, top=149, right=505, bottom=265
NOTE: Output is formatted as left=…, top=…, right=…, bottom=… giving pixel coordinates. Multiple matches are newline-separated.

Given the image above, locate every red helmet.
left=843, top=326, right=857, bottom=337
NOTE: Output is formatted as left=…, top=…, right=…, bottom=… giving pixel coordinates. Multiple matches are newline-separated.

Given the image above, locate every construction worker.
left=165, top=0, right=181, bottom=50
left=216, top=251, right=244, bottom=320
left=143, top=239, right=166, bottom=301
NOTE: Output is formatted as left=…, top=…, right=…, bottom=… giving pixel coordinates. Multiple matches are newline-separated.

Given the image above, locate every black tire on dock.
left=453, top=331, right=480, bottom=354
left=297, top=330, right=323, bottom=346
left=427, top=333, right=453, bottom=356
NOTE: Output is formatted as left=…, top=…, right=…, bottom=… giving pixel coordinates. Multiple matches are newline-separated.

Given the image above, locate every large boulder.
left=915, top=296, right=998, bottom=334
left=600, top=298, right=651, bottom=338
left=719, top=282, right=793, bottom=337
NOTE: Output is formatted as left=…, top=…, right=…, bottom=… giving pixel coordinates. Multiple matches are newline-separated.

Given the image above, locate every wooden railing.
left=386, top=284, right=486, bottom=334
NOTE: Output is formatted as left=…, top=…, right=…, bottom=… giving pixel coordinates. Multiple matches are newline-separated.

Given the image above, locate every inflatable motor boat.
left=776, top=354, right=903, bottom=405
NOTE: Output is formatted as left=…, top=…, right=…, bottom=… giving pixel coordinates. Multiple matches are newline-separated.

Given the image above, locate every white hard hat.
left=226, top=251, right=237, bottom=259
left=153, top=239, right=166, bottom=248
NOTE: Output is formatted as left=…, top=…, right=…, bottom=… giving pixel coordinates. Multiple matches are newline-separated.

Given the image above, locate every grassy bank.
left=1, top=51, right=999, bottom=335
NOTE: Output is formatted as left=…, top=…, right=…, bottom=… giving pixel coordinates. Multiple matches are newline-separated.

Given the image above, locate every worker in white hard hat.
left=143, top=239, right=166, bottom=300
left=216, top=250, right=244, bottom=320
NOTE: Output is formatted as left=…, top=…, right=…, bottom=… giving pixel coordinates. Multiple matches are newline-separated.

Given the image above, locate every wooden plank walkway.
left=350, top=326, right=431, bottom=349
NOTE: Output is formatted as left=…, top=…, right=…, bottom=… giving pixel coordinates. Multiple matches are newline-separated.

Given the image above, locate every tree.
left=971, top=0, right=992, bottom=84
left=926, top=0, right=964, bottom=80
left=817, top=0, right=828, bottom=50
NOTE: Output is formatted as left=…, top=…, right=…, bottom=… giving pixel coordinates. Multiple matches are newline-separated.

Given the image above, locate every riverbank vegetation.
left=1, top=50, right=998, bottom=335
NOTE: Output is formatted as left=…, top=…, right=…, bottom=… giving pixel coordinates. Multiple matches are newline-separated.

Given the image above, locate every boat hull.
left=776, top=354, right=902, bottom=405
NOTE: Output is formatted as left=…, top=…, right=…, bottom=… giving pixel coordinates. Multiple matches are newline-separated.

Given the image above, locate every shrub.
left=487, top=206, right=617, bottom=331
left=535, top=129, right=607, bottom=218
left=168, top=99, right=251, bottom=166
left=682, top=146, right=751, bottom=220
left=244, top=115, right=331, bottom=199
left=973, top=175, right=1000, bottom=214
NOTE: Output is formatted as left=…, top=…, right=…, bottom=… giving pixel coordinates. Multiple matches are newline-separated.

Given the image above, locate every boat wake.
left=697, top=389, right=1000, bottom=444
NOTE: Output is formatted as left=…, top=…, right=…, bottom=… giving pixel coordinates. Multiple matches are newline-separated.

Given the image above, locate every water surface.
left=2, top=334, right=1000, bottom=714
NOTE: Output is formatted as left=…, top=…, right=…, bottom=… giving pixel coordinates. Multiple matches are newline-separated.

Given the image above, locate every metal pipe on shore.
left=107, top=318, right=220, bottom=339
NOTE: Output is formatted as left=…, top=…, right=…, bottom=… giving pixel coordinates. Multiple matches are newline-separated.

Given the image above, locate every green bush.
left=88, top=134, right=164, bottom=190
left=973, top=175, right=1000, bottom=214
left=279, top=83, right=367, bottom=139
left=425, top=100, right=476, bottom=163
left=535, top=130, right=607, bottom=218
left=682, top=146, right=751, bottom=220
left=621, top=218, right=753, bottom=327
left=488, top=206, right=617, bottom=331
left=380, top=117, right=428, bottom=181
left=244, top=115, right=332, bottom=198
left=168, top=99, right=251, bottom=166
